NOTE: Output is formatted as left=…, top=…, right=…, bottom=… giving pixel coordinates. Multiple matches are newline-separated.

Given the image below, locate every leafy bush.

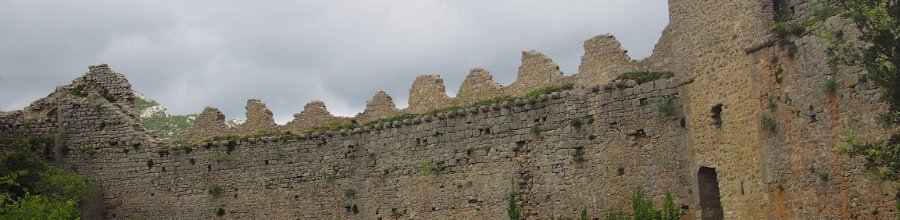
left=0, top=141, right=100, bottom=219
left=614, top=71, right=674, bottom=84
left=822, top=78, right=838, bottom=94
left=761, top=115, right=777, bottom=133
left=530, top=125, right=541, bottom=138
left=570, top=118, right=584, bottom=129
left=344, top=188, right=356, bottom=197
left=225, top=140, right=236, bottom=155
left=208, top=184, right=223, bottom=197
left=216, top=207, right=226, bottom=216
left=77, top=146, right=97, bottom=154
left=421, top=162, right=444, bottom=175
left=390, top=208, right=403, bottom=218
left=603, top=188, right=682, bottom=220
left=507, top=179, right=521, bottom=220
left=66, top=84, right=88, bottom=97
left=655, top=98, right=675, bottom=116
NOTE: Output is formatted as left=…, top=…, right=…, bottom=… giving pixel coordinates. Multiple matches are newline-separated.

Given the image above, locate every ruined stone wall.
left=5, top=72, right=692, bottom=219
left=179, top=107, right=231, bottom=142
left=503, top=50, right=567, bottom=96
left=752, top=1, right=898, bottom=219
left=234, top=99, right=279, bottom=136
left=4, top=0, right=900, bottom=219
left=455, top=68, right=503, bottom=105
left=120, top=78, right=688, bottom=219
left=283, top=101, right=352, bottom=134
left=639, top=0, right=898, bottom=219
left=356, top=91, right=401, bottom=125
left=576, top=35, right=638, bottom=87
left=406, top=75, right=454, bottom=114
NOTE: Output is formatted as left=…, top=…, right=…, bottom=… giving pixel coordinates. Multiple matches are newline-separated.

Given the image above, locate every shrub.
left=530, top=125, right=541, bottom=138
left=603, top=188, right=682, bottom=220
left=275, top=144, right=285, bottom=157
left=655, top=98, right=675, bottom=116
left=571, top=118, right=584, bottom=129
left=614, top=71, right=674, bottom=84
left=761, top=114, right=777, bottom=133
left=214, top=152, right=230, bottom=163
left=208, top=184, right=223, bottom=197
left=573, top=149, right=586, bottom=163
left=580, top=208, right=589, bottom=220
left=66, top=84, right=88, bottom=97
left=344, top=188, right=356, bottom=197
left=390, top=208, right=403, bottom=218
left=507, top=179, right=521, bottom=220
left=216, top=207, right=225, bottom=216
left=817, top=171, right=830, bottom=182
left=421, top=162, right=444, bottom=175
left=77, top=146, right=97, bottom=154
left=465, top=146, right=474, bottom=156
left=822, top=78, right=838, bottom=94
left=146, top=159, right=154, bottom=169
left=225, top=140, right=236, bottom=154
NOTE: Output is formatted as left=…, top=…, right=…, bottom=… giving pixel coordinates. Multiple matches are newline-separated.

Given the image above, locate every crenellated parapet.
left=235, top=99, right=279, bottom=136
left=355, top=91, right=400, bottom=124
left=178, top=107, right=230, bottom=142
left=576, top=34, right=639, bottom=87
left=406, top=74, right=454, bottom=114
left=504, top=50, right=567, bottom=96
left=283, top=100, right=351, bottom=134
left=455, top=68, right=503, bottom=105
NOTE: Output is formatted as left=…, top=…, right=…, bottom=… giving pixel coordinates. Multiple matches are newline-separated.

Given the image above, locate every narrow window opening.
left=711, top=104, right=723, bottom=127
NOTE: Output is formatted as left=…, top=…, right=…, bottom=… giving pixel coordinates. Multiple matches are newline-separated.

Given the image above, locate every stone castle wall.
left=1, top=0, right=898, bottom=219
left=4, top=75, right=690, bottom=219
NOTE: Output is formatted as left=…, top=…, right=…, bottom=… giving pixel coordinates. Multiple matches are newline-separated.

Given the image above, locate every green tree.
left=0, top=138, right=100, bottom=219
left=822, top=0, right=900, bottom=189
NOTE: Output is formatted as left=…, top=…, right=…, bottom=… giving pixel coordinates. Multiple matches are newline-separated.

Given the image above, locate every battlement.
left=176, top=36, right=656, bottom=141
left=2, top=0, right=897, bottom=219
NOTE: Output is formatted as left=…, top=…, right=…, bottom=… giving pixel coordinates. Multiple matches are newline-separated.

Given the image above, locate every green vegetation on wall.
left=0, top=137, right=101, bottom=219
left=614, top=71, right=674, bottom=84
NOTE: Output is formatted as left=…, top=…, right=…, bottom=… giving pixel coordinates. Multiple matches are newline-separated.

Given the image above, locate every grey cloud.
left=0, top=0, right=668, bottom=124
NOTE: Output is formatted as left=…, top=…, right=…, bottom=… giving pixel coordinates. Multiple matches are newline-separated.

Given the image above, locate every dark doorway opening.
left=698, top=167, right=724, bottom=220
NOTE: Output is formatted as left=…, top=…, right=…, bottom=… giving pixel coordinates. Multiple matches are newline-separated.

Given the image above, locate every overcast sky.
left=0, top=0, right=668, bottom=123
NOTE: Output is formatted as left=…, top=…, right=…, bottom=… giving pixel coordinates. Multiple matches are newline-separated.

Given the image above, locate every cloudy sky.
left=0, top=0, right=668, bottom=123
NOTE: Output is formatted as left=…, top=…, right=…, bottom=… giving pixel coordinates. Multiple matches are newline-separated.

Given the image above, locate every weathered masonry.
left=1, top=0, right=897, bottom=219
